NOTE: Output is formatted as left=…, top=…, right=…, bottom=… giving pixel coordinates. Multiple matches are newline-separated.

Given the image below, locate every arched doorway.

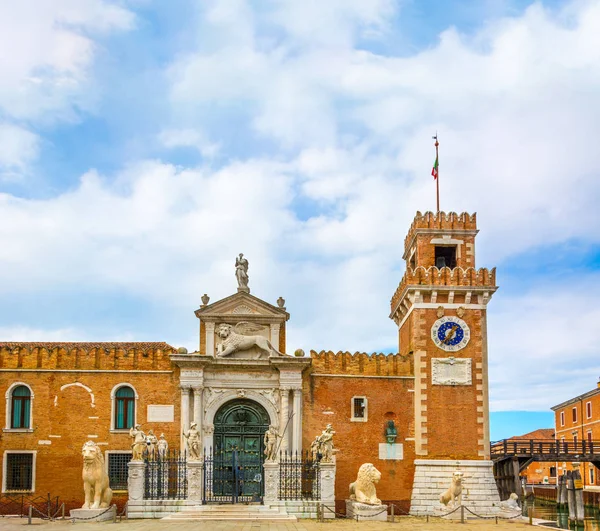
left=209, top=399, right=270, bottom=503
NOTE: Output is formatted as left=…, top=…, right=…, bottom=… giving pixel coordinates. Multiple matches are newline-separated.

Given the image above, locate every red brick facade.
left=0, top=211, right=496, bottom=513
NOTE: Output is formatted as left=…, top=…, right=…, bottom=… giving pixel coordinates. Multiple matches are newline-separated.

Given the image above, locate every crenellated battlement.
left=310, top=350, right=413, bottom=377
left=390, top=266, right=497, bottom=313
left=0, top=342, right=176, bottom=371
left=404, top=211, right=477, bottom=250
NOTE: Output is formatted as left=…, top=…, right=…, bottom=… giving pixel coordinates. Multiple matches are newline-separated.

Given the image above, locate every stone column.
left=180, top=386, right=191, bottom=451
left=187, top=461, right=204, bottom=503
left=319, top=462, right=336, bottom=519
left=292, top=388, right=302, bottom=453
left=127, top=460, right=145, bottom=501
left=270, top=323, right=280, bottom=351
left=193, top=387, right=203, bottom=453
left=205, top=322, right=215, bottom=356
left=263, top=462, right=280, bottom=503
left=279, top=387, right=289, bottom=453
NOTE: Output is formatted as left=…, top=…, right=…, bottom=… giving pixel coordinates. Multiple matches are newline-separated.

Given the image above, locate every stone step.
left=160, top=504, right=296, bottom=521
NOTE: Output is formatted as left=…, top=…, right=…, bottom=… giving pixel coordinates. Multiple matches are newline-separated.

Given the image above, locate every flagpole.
left=433, top=134, right=440, bottom=212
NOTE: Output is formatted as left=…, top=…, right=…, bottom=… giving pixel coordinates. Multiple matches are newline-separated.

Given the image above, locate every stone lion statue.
left=498, top=492, right=520, bottom=510
left=81, top=441, right=113, bottom=509
left=440, top=471, right=463, bottom=508
left=216, top=322, right=282, bottom=358
left=349, top=463, right=382, bottom=505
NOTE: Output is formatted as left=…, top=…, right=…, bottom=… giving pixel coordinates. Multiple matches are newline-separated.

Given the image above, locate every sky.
left=1, top=0, right=599, bottom=441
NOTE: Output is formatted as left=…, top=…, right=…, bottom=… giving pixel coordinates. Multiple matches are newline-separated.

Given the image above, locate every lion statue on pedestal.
left=81, top=441, right=113, bottom=509
left=349, top=463, right=382, bottom=505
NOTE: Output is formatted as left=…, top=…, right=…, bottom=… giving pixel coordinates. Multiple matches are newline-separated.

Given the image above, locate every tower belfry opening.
left=434, top=245, right=456, bottom=269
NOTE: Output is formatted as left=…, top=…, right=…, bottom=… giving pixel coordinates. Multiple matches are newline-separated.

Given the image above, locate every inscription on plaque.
left=431, top=357, right=472, bottom=386
left=378, top=443, right=403, bottom=460
left=147, top=405, right=175, bottom=422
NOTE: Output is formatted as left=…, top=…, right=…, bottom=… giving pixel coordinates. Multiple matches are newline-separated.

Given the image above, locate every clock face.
left=431, top=316, right=470, bottom=352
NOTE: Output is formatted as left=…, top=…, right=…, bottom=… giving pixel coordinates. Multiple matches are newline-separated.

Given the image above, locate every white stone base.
left=127, top=499, right=197, bottom=519
left=70, top=507, right=116, bottom=522
left=410, top=459, right=501, bottom=516
left=346, top=500, right=388, bottom=521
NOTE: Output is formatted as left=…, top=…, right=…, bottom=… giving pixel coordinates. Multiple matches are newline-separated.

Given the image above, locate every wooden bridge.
left=491, top=439, right=600, bottom=499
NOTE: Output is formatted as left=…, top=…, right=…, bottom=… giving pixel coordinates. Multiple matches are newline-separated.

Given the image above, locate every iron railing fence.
left=143, top=449, right=187, bottom=500
left=279, top=450, right=320, bottom=501
left=0, top=493, right=60, bottom=517
left=203, top=448, right=264, bottom=504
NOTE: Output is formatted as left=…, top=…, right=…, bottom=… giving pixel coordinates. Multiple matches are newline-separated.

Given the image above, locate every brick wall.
left=0, top=343, right=180, bottom=511
left=303, top=351, right=415, bottom=512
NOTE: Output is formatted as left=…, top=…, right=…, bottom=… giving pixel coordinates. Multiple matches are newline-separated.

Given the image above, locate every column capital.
left=180, top=384, right=192, bottom=392
left=205, top=322, right=215, bottom=331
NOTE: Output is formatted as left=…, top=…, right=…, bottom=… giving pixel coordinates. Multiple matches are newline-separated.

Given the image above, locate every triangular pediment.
left=195, top=291, right=289, bottom=321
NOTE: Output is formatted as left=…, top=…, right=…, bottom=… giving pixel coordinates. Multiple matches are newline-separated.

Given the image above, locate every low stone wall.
left=410, top=459, right=501, bottom=516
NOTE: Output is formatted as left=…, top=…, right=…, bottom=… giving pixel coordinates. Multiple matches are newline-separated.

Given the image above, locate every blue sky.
left=1, top=0, right=599, bottom=441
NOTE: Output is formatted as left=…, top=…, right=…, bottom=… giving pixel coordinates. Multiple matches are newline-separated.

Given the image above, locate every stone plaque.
left=378, top=443, right=403, bottom=460
left=432, top=357, right=472, bottom=386
left=147, top=405, right=175, bottom=422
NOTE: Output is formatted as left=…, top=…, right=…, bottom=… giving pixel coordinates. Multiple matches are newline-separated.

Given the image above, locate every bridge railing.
left=491, top=439, right=600, bottom=458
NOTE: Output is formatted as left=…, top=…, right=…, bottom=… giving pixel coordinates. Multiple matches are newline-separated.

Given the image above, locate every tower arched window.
left=114, top=386, right=135, bottom=430
left=11, top=386, right=31, bottom=429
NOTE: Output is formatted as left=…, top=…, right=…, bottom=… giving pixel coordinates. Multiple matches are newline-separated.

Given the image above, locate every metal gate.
left=203, top=449, right=264, bottom=504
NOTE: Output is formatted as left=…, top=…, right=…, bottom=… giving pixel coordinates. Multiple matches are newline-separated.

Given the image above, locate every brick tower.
left=390, top=211, right=500, bottom=515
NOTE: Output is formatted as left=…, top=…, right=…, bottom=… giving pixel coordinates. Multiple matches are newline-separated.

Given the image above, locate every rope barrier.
left=321, top=501, right=525, bottom=522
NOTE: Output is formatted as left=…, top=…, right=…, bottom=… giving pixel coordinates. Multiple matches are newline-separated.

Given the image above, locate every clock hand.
left=442, top=324, right=459, bottom=344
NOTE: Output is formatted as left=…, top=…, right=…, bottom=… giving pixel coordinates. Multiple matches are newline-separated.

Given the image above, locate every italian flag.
left=432, top=156, right=438, bottom=180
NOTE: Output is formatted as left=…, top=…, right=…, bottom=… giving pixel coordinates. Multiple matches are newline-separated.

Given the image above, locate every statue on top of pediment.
left=235, top=253, right=249, bottom=292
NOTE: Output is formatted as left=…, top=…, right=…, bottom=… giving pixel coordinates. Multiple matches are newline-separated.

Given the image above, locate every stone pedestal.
left=127, top=460, right=145, bottom=502
left=187, top=460, right=203, bottom=503
left=319, top=462, right=336, bottom=519
left=264, top=462, right=280, bottom=502
left=410, top=459, right=501, bottom=516
left=346, top=500, right=388, bottom=521
left=70, top=506, right=116, bottom=522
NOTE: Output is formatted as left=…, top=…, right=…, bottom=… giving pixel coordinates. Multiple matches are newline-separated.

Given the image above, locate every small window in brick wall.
left=351, top=397, right=367, bottom=422
left=107, top=453, right=132, bottom=491
left=4, top=453, right=34, bottom=492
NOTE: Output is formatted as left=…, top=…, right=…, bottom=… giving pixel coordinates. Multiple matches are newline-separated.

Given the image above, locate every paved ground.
left=0, top=516, right=536, bottom=531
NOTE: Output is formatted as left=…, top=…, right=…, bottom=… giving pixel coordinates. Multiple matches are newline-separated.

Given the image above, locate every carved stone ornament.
left=431, top=357, right=472, bottom=386
left=456, top=306, right=466, bottom=318
left=201, top=294, right=210, bottom=306
left=436, top=306, right=445, bottom=318
left=237, top=389, right=246, bottom=398
left=215, top=322, right=284, bottom=358
left=203, top=388, right=225, bottom=412
left=232, top=305, right=254, bottom=314
left=277, top=297, right=285, bottom=308
left=258, top=388, right=280, bottom=411
left=203, top=424, right=215, bottom=435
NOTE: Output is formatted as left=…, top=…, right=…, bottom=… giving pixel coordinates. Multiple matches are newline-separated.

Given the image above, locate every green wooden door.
left=213, top=399, right=269, bottom=501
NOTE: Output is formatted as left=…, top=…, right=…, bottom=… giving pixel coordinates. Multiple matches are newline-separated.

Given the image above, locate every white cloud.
left=489, top=278, right=600, bottom=411
left=0, top=124, right=39, bottom=177
left=159, top=128, right=220, bottom=158
left=0, top=0, right=134, bottom=177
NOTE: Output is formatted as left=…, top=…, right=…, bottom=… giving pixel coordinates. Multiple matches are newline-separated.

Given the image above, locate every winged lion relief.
left=215, top=322, right=284, bottom=359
